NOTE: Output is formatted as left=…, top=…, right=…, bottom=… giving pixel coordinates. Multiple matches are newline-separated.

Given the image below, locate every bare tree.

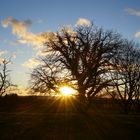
left=30, top=55, right=63, bottom=94
left=107, top=41, right=140, bottom=113
left=30, top=24, right=123, bottom=104
left=131, top=47, right=140, bottom=112
left=0, top=59, right=11, bottom=96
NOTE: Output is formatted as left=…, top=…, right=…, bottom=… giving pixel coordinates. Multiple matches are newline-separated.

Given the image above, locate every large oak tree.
left=30, top=24, right=123, bottom=103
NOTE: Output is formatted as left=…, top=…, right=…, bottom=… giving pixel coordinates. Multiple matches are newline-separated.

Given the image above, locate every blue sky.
left=0, top=0, right=140, bottom=88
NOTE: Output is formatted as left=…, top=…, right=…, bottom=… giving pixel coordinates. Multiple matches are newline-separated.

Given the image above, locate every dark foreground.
left=0, top=96, right=140, bottom=140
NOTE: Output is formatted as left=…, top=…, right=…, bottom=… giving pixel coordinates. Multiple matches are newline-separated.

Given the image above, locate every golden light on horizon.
left=59, top=86, right=77, bottom=96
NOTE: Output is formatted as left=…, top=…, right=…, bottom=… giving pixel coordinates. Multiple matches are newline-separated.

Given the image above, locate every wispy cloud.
left=76, top=18, right=91, bottom=27
left=1, top=16, right=32, bottom=36
left=1, top=17, right=48, bottom=49
left=0, top=50, right=8, bottom=63
left=0, top=50, right=17, bottom=64
left=22, top=57, right=41, bottom=68
left=37, top=19, right=44, bottom=24
left=125, top=8, right=140, bottom=17
left=16, top=33, right=48, bottom=48
left=135, top=31, right=140, bottom=38
left=36, top=50, right=48, bottom=56
left=0, top=50, right=7, bottom=56
left=11, top=54, right=17, bottom=59
left=2, top=17, right=92, bottom=50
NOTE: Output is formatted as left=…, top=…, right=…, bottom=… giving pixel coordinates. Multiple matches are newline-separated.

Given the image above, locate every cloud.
left=0, top=50, right=7, bottom=56
left=11, top=54, right=17, bottom=59
left=17, top=32, right=48, bottom=48
left=0, top=50, right=17, bottom=64
left=135, top=31, right=140, bottom=38
left=36, top=50, right=48, bottom=56
left=1, top=17, right=48, bottom=49
left=76, top=18, right=91, bottom=27
left=37, top=19, right=44, bottom=24
left=1, top=16, right=32, bottom=37
left=2, top=17, right=90, bottom=50
left=125, top=8, right=140, bottom=17
left=22, top=57, right=41, bottom=68
left=0, top=50, right=7, bottom=63
left=60, top=25, right=77, bottom=37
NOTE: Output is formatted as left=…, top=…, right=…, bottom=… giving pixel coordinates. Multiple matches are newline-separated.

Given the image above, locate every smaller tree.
left=0, top=59, right=11, bottom=96
left=107, top=41, right=140, bottom=113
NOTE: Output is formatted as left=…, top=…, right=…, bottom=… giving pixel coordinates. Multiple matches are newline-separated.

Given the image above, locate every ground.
left=0, top=96, right=140, bottom=140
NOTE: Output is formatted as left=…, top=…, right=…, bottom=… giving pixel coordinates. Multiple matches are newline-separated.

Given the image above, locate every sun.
left=59, top=86, right=77, bottom=96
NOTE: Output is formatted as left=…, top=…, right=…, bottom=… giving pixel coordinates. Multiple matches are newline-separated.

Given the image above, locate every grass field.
left=0, top=96, right=140, bottom=140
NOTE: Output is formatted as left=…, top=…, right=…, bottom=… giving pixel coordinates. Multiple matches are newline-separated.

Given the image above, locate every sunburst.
left=59, top=86, right=77, bottom=96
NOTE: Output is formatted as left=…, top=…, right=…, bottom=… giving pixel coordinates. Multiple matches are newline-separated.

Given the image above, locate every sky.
left=0, top=0, right=140, bottom=89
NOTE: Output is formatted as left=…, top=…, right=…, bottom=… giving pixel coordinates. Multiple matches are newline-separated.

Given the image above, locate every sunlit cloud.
left=0, top=50, right=7, bottom=63
left=76, top=18, right=91, bottom=26
left=60, top=25, right=77, bottom=37
left=17, top=32, right=48, bottom=48
left=22, top=57, right=41, bottom=68
left=0, top=50, right=16, bottom=64
left=135, top=31, right=140, bottom=38
left=8, top=40, right=20, bottom=46
left=125, top=8, right=140, bottom=17
left=0, top=49, right=17, bottom=65
left=36, top=50, right=48, bottom=56
left=3, top=39, right=22, bottom=46
left=1, top=16, right=32, bottom=37
left=1, top=17, right=48, bottom=49
left=11, top=54, right=17, bottom=59
left=2, top=17, right=91, bottom=50
left=0, top=50, right=7, bottom=56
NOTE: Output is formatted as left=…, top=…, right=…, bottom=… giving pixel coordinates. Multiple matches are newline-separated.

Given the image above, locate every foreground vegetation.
left=0, top=96, right=140, bottom=140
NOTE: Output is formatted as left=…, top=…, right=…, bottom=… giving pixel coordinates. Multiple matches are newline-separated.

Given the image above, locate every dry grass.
left=0, top=96, right=140, bottom=140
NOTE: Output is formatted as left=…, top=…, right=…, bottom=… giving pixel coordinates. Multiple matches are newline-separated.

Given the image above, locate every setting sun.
left=59, top=86, right=77, bottom=96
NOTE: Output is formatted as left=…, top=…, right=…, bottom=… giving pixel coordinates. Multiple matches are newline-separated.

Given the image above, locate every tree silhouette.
left=30, top=24, right=123, bottom=104
left=0, top=59, right=11, bottom=96
left=107, top=41, right=140, bottom=113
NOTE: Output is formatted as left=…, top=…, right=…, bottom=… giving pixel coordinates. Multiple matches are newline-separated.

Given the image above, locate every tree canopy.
left=30, top=24, right=124, bottom=101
